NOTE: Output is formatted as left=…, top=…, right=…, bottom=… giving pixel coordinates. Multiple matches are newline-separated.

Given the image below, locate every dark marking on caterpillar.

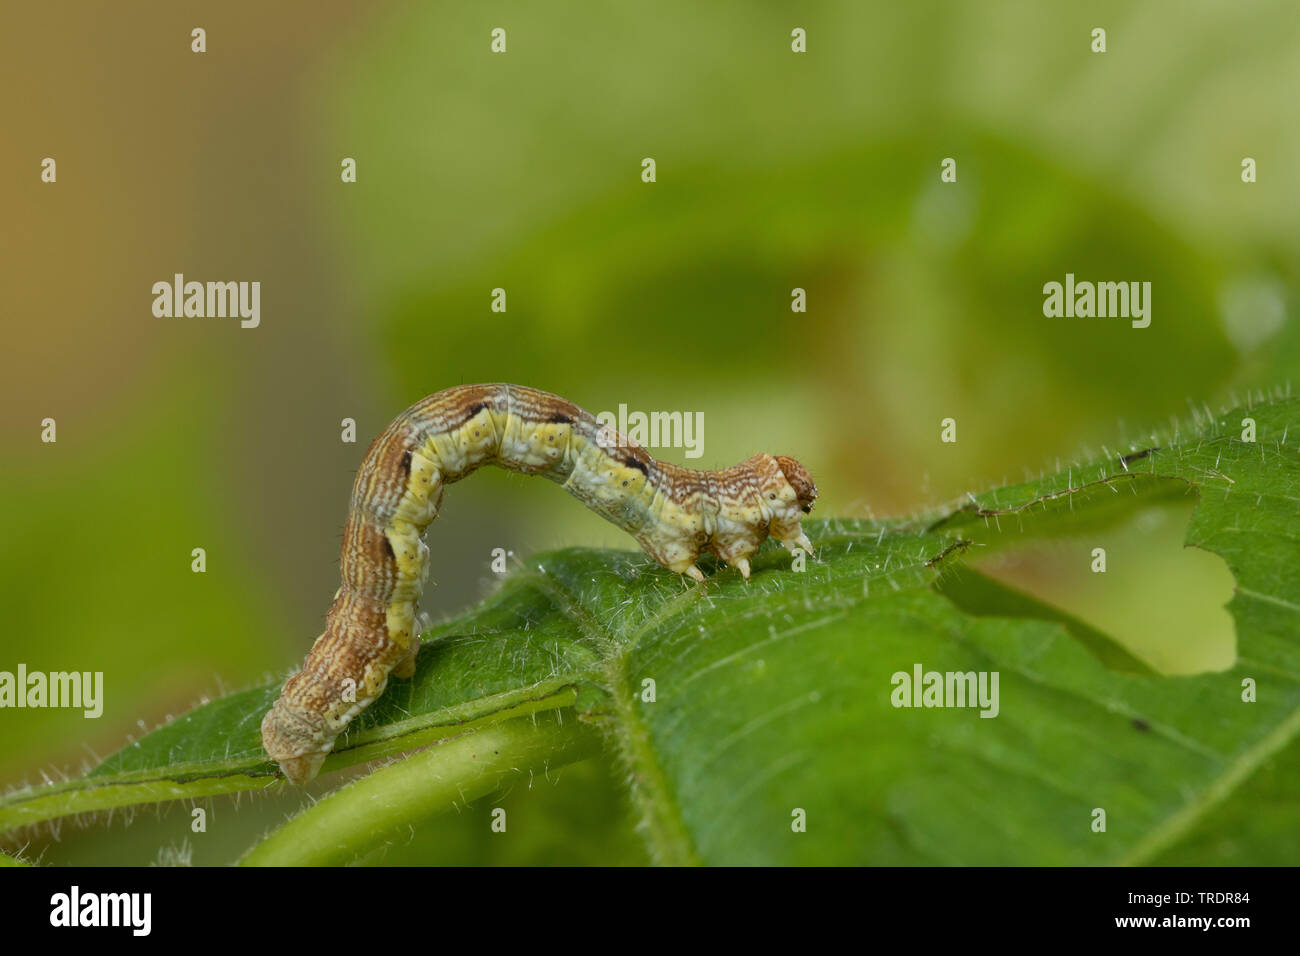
left=456, top=401, right=488, bottom=429
left=261, top=383, right=818, bottom=783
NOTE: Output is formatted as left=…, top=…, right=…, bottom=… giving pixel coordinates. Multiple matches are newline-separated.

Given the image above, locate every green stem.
left=604, top=656, right=700, bottom=865
left=238, top=711, right=600, bottom=866
left=0, top=686, right=580, bottom=838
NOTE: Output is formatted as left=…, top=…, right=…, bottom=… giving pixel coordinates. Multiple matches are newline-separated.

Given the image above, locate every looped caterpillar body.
left=261, top=384, right=818, bottom=783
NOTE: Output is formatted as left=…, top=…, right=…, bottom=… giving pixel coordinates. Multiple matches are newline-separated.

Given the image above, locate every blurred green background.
left=2, top=1, right=1297, bottom=864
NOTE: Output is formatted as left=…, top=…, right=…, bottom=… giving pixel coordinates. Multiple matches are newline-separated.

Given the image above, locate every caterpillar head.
left=775, top=456, right=818, bottom=514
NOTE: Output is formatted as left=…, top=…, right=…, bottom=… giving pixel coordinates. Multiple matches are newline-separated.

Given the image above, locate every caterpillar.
left=261, top=384, right=818, bottom=784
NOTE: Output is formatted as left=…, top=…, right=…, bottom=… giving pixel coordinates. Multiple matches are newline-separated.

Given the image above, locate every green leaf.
left=3, top=394, right=1296, bottom=865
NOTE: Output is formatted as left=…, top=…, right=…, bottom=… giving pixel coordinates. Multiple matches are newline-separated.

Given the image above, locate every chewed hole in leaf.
left=961, top=495, right=1236, bottom=676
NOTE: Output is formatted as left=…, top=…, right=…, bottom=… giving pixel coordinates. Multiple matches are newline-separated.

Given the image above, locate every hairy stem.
left=239, top=711, right=601, bottom=866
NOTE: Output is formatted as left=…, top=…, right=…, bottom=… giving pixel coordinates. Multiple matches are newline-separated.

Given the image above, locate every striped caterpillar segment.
left=261, top=384, right=818, bottom=783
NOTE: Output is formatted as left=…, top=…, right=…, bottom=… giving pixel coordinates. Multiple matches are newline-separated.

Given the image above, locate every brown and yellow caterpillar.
left=261, top=384, right=818, bottom=784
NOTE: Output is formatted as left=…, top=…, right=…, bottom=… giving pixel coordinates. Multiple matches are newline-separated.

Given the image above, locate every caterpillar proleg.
left=261, top=384, right=818, bottom=783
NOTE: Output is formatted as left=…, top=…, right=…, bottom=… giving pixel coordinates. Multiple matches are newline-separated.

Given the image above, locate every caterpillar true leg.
left=261, top=384, right=818, bottom=784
